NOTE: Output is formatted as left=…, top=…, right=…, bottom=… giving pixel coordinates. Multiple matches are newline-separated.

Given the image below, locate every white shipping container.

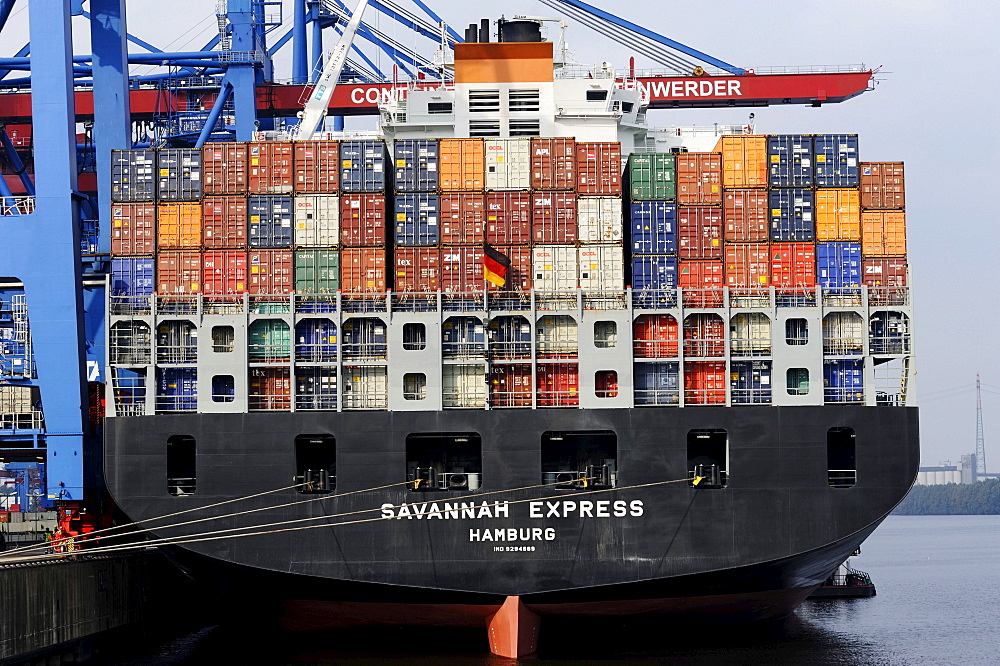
left=578, top=245, right=624, bottom=291
left=0, top=385, right=39, bottom=414
left=822, top=312, right=865, bottom=355
left=577, top=197, right=623, bottom=243
left=730, top=312, right=771, bottom=355
left=532, top=246, right=578, bottom=291
left=294, top=195, right=339, bottom=246
left=443, top=364, right=487, bottom=408
left=485, top=139, right=531, bottom=190
left=341, top=366, right=388, bottom=410
left=536, top=315, right=579, bottom=358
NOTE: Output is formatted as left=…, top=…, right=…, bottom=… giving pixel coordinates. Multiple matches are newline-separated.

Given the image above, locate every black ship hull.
left=104, top=405, right=918, bottom=653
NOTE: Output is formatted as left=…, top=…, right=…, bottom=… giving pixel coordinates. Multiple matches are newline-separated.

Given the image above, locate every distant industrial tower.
left=976, top=374, right=987, bottom=475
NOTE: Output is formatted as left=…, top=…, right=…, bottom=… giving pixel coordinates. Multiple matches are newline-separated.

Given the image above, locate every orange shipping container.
left=156, top=203, right=202, bottom=249
left=294, top=140, right=340, bottom=194
left=723, top=190, right=769, bottom=242
left=156, top=251, right=202, bottom=293
left=111, top=203, right=156, bottom=255
left=248, top=142, right=294, bottom=194
left=633, top=314, right=679, bottom=358
left=675, top=152, right=722, bottom=204
left=861, top=211, right=906, bottom=256
left=684, top=361, right=726, bottom=405
left=440, top=193, right=486, bottom=244
left=202, top=196, right=247, bottom=249
left=815, top=189, right=861, bottom=241
left=860, top=162, right=905, bottom=210
left=576, top=142, right=622, bottom=195
left=202, top=142, right=248, bottom=195
left=395, top=247, right=440, bottom=292
left=715, top=135, right=768, bottom=188
left=340, top=247, right=387, bottom=292
left=678, top=259, right=724, bottom=307
left=531, top=138, right=577, bottom=190
left=770, top=242, right=816, bottom=294
left=725, top=243, right=770, bottom=290
left=248, top=249, right=294, bottom=294
left=439, top=139, right=485, bottom=191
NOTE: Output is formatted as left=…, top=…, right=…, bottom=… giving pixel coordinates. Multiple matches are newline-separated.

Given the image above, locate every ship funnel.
left=480, top=18, right=491, bottom=42
left=465, top=23, right=479, bottom=43
left=499, top=20, right=542, bottom=43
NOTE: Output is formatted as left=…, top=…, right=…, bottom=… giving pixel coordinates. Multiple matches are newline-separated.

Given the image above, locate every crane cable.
left=29, top=476, right=698, bottom=562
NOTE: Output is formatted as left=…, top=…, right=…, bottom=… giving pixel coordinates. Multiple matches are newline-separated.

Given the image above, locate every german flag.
left=483, top=242, right=511, bottom=288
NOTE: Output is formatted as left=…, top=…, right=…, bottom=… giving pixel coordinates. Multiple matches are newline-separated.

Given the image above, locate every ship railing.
left=633, top=342, right=679, bottom=358
left=155, top=346, right=198, bottom=365
left=248, top=347, right=292, bottom=364
left=155, top=295, right=200, bottom=315
left=822, top=340, right=864, bottom=356
left=203, top=296, right=246, bottom=315
left=488, top=344, right=532, bottom=361
left=876, top=391, right=902, bottom=406
left=391, top=292, right=438, bottom=312
left=341, top=292, right=389, bottom=313
left=536, top=343, right=578, bottom=359
left=341, top=343, right=388, bottom=360
left=341, top=393, right=389, bottom=410
left=684, top=389, right=726, bottom=406
left=442, top=292, right=487, bottom=312
left=0, top=410, right=44, bottom=431
left=248, top=392, right=292, bottom=411
left=0, top=196, right=35, bottom=216
left=824, top=389, right=865, bottom=404
left=536, top=389, right=580, bottom=408
left=731, top=389, right=772, bottom=405
left=535, top=291, right=579, bottom=311
left=632, top=289, right=679, bottom=309
left=488, top=391, right=533, bottom=408
left=868, top=287, right=909, bottom=307
left=295, top=348, right=338, bottom=364
left=682, top=342, right=726, bottom=358
left=442, top=389, right=487, bottom=409
left=110, top=296, right=152, bottom=316
left=582, top=290, right=628, bottom=310
left=822, top=288, right=863, bottom=308
left=729, top=289, right=772, bottom=308
left=295, top=395, right=338, bottom=411
left=248, top=295, right=292, bottom=315
left=295, top=293, right=338, bottom=314
left=870, top=338, right=911, bottom=356
left=442, top=342, right=486, bottom=359
left=774, top=288, right=818, bottom=308
left=729, top=342, right=771, bottom=357
left=487, top=291, right=531, bottom=311
left=154, top=396, right=198, bottom=413
left=827, top=469, right=858, bottom=488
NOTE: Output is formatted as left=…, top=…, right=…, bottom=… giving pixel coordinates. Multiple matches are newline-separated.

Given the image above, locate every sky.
left=3, top=0, right=999, bottom=466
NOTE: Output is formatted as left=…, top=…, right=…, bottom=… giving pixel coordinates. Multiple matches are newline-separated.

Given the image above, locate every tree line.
left=892, top=478, right=1000, bottom=515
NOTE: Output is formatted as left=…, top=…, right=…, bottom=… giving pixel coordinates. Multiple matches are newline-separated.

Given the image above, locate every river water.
left=104, top=515, right=1000, bottom=665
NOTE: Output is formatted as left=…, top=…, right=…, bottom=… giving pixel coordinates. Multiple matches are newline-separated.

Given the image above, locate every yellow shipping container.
left=816, top=189, right=861, bottom=241
left=714, top=135, right=767, bottom=188
left=439, top=138, right=485, bottom=191
left=861, top=211, right=906, bottom=256
left=156, top=203, right=202, bottom=249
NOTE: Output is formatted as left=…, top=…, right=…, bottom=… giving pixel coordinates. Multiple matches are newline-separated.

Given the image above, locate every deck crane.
left=291, top=0, right=370, bottom=140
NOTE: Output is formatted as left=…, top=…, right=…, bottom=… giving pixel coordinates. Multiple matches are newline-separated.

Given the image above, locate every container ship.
left=2, top=4, right=916, bottom=659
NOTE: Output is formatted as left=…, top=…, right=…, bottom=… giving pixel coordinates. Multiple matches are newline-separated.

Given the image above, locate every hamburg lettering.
left=470, top=527, right=556, bottom=542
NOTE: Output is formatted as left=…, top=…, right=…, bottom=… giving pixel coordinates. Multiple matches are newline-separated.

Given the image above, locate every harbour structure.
left=1, top=1, right=916, bottom=659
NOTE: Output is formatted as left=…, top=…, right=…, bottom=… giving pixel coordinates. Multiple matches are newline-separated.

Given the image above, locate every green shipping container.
left=628, top=153, right=676, bottom=201
left=295, top=249, right=340, bottom=293
left=248, top=319, right=291, bottom=361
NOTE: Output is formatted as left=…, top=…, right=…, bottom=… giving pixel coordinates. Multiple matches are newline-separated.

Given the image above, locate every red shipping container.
left=863, top=257, right=907, bottom=305
left=530, top=138, right=577, bottom=190
left=576, top=142, right=622, bottom=195
left=340, top=247, right=387, bottom=292
left=440, top=245, right=485, bottom=293
left=111, top=203, right=156, bottom=255
left=485, top=192, right=532, bottom=244
left=395, top=247, right=440, bottom=292
left=860, top=162, right=905, bottom=210
left=723, top=190, right=769, bottom=242
left=770, top=242, right=817, bottom=294
left=532, top=191, right=577, bottom=243
left=676, top=152, right=723, bottom=205
left=203, top=142, right=248, bottom=195
left=684, top=361, right=726, bottom=405
left=490, top=364, right=532, bottom=407
left=440, top=193, right=486, bottom=245
left=249, top=367, right=292, bottom=411
left=339, top=194, right=386, bottom=246
left=487, top=245, right=532, bottom=292
left=248, top=142, right=294, bottom=193
left=683, top=313, right=725, bottom=357
left=156, top=251, right=202, bottom=294
left=294, top=140, right=340, bottom=194
left=678, top=259, right=724, bottom=307
left=677, top=206, right=724, bottom=259
left=202, top=196, right=247, bottom=249
left=633, top=314, right=679, bottom=358
left=725, top=243, right=770, bottom=291
left=537, top=363, right=579, bottom=407
left=202, top=250, right=248, bottom=295
left=248, top=249, right=294, bottom=294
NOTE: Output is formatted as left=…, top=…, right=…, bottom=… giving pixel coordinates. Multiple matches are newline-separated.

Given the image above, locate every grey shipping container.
left=394, top=139, right=439, bottom=192
left=248, top=195, right=293, bottom=248
left=111, top=150, right=157, bottom=202
left=157, top=148, right=203, bottom=201
left=341, top=140, right=388, bottom=193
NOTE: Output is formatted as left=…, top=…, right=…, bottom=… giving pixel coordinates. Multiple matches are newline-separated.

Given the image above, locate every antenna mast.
left=976, top=373, right=987, bottom=476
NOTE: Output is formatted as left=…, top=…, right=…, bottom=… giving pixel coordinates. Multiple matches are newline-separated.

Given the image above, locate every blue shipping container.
left=730, top=361, right=772, bottom=405
left=443, top=316, right=486, bottom=356
left=111, top=149, right=157, bottom=202
left=111, top=257, right=155, bottom=297
left=295, top=319, right=338, bottom=363
left=341, top=140, right=388, bottom=193
left=630, top=201, right=677, bottom=254
left=813, top=134, right=859, bottom=187
left=156, top=367, right=197, bottom=411
left=767, top=135, right=813, bottom=187
left=394, top=139, right=440, bottom=192
left=296, top=367, right=338, bottom=410
left=631, top=255, right=678, bottom=308
left=634, top=362, right=679, bottom=405
left=157, top=148, right=203, bottom=201
left=817, top=242, right=862, bottom=289
left=869, top=312, right=910, bottom=355
left=248, top=195, right=293, bottom=248
left=824, top=359, right=863, bottom=403
left=341, top=318, right=387, bottom=358
left=394, top=193, right=440, bottom=246
left=769, top=189, right=815, bottom=241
